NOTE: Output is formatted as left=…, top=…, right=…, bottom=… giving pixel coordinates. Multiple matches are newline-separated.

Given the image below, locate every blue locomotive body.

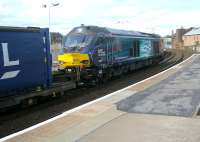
left=0, top=27, right=52, bottom=96
left=62, top=26, right=162, bottom=82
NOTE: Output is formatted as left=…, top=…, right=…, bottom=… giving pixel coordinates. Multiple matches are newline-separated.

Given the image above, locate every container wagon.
left=0, top=27, right=75, bottom=109
left=58, top=25, right=163, bottom=84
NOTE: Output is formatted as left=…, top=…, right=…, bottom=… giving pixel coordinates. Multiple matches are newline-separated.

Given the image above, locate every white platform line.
left=0, top=54, right=197, bottom=142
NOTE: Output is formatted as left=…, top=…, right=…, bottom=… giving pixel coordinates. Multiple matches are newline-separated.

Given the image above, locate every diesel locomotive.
left=58, top=25, right=163, bottom=84
left=0, top=25, right=163, bottom=109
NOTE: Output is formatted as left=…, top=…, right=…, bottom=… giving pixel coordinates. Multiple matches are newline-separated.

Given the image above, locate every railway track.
left=0, top=49, right=195, bottom=138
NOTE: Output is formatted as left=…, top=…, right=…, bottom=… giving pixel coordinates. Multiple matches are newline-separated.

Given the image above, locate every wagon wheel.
left=21, top=97, right=38, bottom=108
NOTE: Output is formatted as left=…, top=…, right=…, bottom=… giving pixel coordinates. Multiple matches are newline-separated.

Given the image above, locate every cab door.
left=94, top=36, right=113, bottom=67
left=93, top=36, right=107, bottom=67
left=106, top=37, right=113, bottom=65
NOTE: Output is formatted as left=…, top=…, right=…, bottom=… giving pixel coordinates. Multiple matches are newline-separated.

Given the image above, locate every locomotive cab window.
left=63, top=33, right=93, bottom=52
left=95, top=37, right=106, bottom=46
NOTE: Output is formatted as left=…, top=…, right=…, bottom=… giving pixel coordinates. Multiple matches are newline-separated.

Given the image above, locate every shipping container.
left=0, top=27, right=52, bottom=96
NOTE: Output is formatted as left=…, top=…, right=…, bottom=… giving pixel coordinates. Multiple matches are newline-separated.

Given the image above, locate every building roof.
left=70, top=25, right=161, bottom=38
left=184, top=27, right=200, bottom=36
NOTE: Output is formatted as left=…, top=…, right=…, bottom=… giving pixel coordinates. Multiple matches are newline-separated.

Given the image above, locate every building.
left=183, top=27, right=200, bottom=51
left=171, top=28, right=192, bottom=48
left=50, top=32, right=63, bottom=67
left=51, top=32, right=63, bottom=44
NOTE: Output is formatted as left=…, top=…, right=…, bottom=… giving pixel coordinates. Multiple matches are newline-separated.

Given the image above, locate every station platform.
left=2, top=54, right=200, bottom=142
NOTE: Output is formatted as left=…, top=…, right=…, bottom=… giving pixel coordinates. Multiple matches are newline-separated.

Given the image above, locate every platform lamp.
left=42, top=3, right=59, bottom=45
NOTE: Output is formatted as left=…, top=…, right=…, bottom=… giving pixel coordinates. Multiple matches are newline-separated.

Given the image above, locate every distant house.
left=50, top=32, right=63, bottom=62
left=51, top=32, right=63, bottom=44
left=183, top=28, right=200, bottom=51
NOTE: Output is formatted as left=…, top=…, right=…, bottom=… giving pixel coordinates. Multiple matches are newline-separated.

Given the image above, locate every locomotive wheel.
left=101, top=70, right=112, bottom=83
left=21, top=97, right=38, bottom=108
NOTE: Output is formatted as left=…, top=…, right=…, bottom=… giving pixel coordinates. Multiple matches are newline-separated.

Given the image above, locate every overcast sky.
left=0, top=0, right=200, bottom=36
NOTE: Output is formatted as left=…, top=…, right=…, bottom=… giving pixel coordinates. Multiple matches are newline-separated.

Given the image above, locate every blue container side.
left=0, top=27, right=52, bottom=96
left=40, top=28, right=52, bottom=87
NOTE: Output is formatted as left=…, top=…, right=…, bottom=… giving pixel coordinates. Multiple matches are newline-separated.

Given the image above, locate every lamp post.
left=42, top=3, right=59, bottom=45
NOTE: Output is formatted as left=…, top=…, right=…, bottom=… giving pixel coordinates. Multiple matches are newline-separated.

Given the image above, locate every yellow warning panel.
left=58, top=53, right=90, bottom=70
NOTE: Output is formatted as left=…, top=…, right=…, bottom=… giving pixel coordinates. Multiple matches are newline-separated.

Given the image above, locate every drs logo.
left=0, top=43, right=20, bottom=80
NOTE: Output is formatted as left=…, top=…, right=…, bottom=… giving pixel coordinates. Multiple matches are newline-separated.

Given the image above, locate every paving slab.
left=117, top=55, right=200, bottom=117
left=78, top=113, right=200, bottom=142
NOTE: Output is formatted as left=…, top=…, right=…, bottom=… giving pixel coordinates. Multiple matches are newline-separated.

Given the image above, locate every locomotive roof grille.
left=106, top=28, right=147, bottom=37
left=71, top=26, right=160, bottom=38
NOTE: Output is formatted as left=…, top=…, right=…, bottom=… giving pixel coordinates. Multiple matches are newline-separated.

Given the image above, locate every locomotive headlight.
left=59, top=61, right=65, bottom=65
left=80, top=60, right=89, bottom=65
left=98, top=69, right=103, bottom=74
left=67, top=69, right=72, bottom=72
